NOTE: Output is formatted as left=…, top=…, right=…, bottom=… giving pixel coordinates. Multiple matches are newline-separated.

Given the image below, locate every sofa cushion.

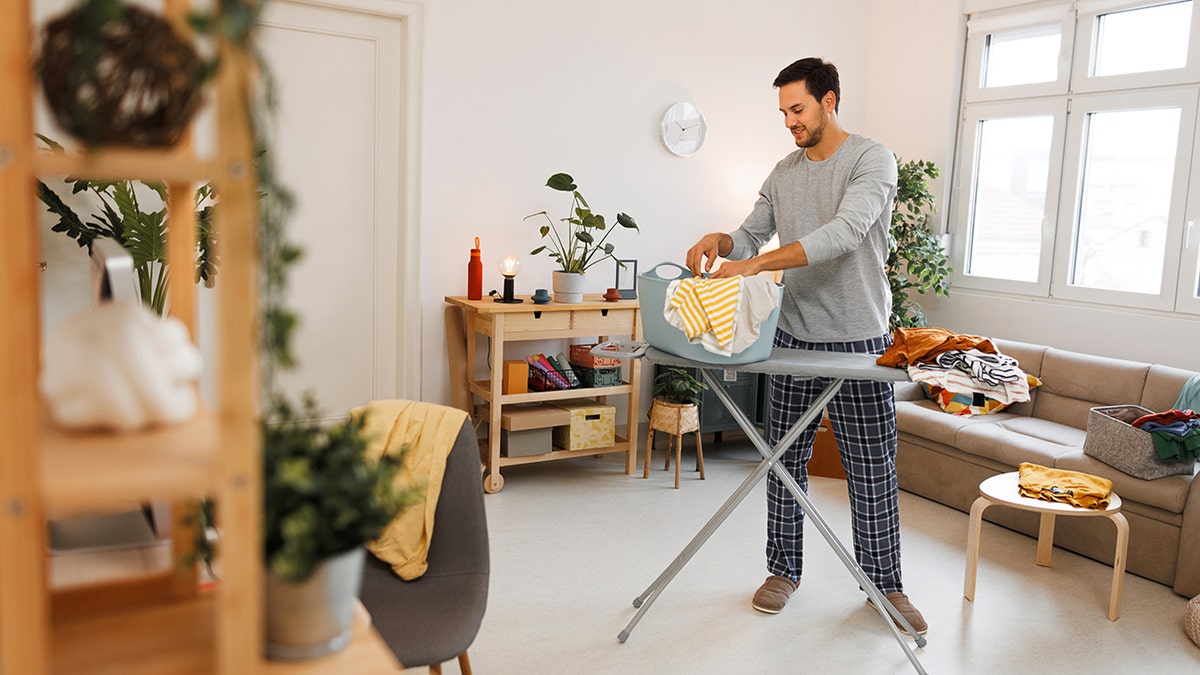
left=1032, top=348, right=1150, bottom=429
left=1142, top=364, right=1197, bottom=412
left=895, top=399, right=1006, bottom=447
left=1055, top=449, right=1196, bottom=515
left=992, top=339, right=1047, bottom=416
left=954, top=416, right=1085, bottom=467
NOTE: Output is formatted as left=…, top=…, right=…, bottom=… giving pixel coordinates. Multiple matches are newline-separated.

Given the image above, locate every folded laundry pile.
left=1133, top=409, right=1200, bottom=461
left=1017, top=461, right=1113, bottom=510
left=877, top=327, right=1041, bottom=416
left=664, top=275, right=779, bottom=357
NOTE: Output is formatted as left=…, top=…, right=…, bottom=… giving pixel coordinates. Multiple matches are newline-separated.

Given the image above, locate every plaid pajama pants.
left=765, top=330, right=903, bottom=594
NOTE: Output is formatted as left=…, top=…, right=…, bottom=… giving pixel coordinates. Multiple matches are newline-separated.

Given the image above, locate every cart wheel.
left=483, top=472, right=504, bottom=493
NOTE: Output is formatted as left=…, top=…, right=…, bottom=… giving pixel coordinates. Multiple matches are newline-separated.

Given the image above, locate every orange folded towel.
left=1017, top=462, right=1113, bottom=510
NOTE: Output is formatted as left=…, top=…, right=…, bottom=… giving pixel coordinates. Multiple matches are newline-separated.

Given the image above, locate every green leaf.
left=616, top=212, right=638, bottom=230
left=546, top=173, right=576, bottom=191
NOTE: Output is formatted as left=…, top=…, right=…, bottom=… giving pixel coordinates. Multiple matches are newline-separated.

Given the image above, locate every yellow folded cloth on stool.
left=1017, top=462, right=1113, bottom=510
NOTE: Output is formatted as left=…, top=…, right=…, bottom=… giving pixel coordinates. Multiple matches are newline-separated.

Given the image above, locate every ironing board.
left=619, top=346, right=928, bottom=674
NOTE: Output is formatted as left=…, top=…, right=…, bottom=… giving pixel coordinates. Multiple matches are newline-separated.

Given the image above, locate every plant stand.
left=645, top=400, right=704, bottom=489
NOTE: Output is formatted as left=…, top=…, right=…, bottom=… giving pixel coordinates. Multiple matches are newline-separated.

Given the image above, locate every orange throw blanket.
left=1017, top=462, right=1113, bottom=510
left=876, top=327, right=998, bottom=367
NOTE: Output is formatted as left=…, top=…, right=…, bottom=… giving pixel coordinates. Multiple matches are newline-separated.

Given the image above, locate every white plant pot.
left=552, top=270, right=586, bottom=304
left=265, top=546, right=365, bottom=660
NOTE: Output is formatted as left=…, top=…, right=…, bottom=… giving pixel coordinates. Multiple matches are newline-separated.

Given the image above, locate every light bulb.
left=499, top=254, right=521, bottom=278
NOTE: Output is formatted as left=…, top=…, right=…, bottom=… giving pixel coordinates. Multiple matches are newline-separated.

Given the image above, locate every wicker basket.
left=1083, top=405, right=1195, bottom=480
left=1186, top=594, right=1200, bottom=649
left=37, top=0, right=205, bottom=147
left=649, top=400, right=699, bottom=435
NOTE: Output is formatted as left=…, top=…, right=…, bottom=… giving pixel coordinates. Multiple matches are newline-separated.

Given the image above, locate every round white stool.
left=963, top=471, right=1129, bottom=621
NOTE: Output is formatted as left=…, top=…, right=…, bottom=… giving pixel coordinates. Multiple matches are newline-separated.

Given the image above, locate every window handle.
left=1189, top=220, right=1196, bottom=249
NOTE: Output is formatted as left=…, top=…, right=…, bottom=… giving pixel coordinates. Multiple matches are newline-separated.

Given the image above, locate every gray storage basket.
left=1083, top=405, right=1196, bottom=480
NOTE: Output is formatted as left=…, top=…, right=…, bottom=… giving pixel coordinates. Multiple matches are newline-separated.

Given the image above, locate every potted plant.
left=262, top=394, right=419, bottom=659
left=887, top=158, right=951, bottom=330
left=646, top=367, right=708, bottom=488
left=525, top=172, right=639, bottom=303
left=36, top=134, right=217, bottom=313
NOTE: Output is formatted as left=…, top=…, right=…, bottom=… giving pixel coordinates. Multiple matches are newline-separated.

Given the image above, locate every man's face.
left=778, top=81, right=829, bottom=149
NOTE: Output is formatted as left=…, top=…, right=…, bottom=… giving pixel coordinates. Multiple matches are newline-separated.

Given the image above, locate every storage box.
left=501, top=428, right=552, bottom=457
left=476, top=404, right=571, bottom=456
left=1083, top=405, right=1195, bottom=479
left=476, top=403, right=571, bottom=431
left=569, top=343, right=622, bottom=368
left=576, top=365, right=622, bottom=388
left=551, top=399, right=615, bottom=450
left=502, top=360, right=529, bottom=394
left=639, top=261, right=783, bottom=365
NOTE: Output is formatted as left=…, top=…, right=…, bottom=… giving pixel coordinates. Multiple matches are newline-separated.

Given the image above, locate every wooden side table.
left=444, top=295, right=641, bottom=493
left=964, top=471, right=1129, bottom=620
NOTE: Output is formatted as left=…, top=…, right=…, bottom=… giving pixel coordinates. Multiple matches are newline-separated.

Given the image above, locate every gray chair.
left=359, top=418, right=489, bottom=674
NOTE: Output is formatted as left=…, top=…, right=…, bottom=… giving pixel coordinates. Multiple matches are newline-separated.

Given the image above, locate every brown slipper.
left=752, top=575, right=797, bottom=614
left=867, top=591, right=928, bottom=635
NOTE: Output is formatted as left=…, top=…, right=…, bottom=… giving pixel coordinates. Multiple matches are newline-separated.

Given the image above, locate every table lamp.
left=495, top=254, right=523, bottom=303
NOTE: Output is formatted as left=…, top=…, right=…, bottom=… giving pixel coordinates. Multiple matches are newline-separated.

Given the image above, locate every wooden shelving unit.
left=445, top=295, right=642, bottom=493
left=0, top=1, right=397, bottom=671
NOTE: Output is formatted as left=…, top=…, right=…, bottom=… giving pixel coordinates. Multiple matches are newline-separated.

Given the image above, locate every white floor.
left=410, top=434, right=1200, bottom=674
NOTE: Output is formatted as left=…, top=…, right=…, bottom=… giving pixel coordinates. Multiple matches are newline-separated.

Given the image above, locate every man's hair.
left=773, top=58, right=840, bottom=113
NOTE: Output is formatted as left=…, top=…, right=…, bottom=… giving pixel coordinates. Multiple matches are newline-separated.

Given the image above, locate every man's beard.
left=794, top=109, right=827, bottom=148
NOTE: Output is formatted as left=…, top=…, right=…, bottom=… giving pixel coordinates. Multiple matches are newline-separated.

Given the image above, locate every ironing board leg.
left=617, top=374, right=840, bottom=644
left=618, top=370, right=928, bottom=675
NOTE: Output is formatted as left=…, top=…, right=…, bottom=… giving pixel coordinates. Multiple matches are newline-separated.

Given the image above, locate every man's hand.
left=706, top=257, right=761, bottom=279
left=685, top=233, right=733, bottom=276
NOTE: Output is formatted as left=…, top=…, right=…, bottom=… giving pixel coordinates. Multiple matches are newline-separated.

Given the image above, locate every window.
left=953, top=0, right=1200, bottom=314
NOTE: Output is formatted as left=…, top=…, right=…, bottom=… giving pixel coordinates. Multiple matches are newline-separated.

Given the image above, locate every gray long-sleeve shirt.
left=727, top=134, right=897, bottom=343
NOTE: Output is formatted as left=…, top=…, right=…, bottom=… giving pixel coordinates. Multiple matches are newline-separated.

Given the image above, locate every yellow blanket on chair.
left=353, top=400, right=469, bottom=580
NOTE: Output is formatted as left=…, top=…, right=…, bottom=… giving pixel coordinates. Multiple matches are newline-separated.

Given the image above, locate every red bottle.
left=467, top=237, right=483, bottom=300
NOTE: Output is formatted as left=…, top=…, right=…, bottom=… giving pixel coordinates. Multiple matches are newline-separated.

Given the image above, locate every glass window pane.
left=966, top=116, right=1054, bottom=282
left=1093, top=1, right=1192, bottom=77
left=983, top=26, right=1061, bottom=87
left=1071, top=107, right=1180, bottom=294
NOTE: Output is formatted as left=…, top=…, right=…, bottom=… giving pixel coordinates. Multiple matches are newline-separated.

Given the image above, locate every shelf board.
left=42, top=409, right=220, bottom=519
left=52, top=594, right=397, bottom=673
left=264, top=602, right=400, bottom=673
left=492, top=436, right=634, bottom=467
left=53, top=595, right=216, bottom=674
left=470, top=380, right=630, bottom=404
left=34, top=148, right=219, bottom=184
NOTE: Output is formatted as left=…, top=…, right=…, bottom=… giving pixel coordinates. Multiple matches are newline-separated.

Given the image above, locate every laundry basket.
left=639, top=261, right=783, bottom=365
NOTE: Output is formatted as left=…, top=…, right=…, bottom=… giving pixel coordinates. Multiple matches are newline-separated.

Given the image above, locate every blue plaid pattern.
left=765, top=330, right=903, bottom=593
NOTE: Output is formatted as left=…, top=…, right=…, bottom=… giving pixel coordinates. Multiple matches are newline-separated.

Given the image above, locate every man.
left=685, top=57, right=926, bottom=635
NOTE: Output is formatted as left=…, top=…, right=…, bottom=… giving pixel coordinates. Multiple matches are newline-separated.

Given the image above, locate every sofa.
left=894, top=338, right=1200, bottom=598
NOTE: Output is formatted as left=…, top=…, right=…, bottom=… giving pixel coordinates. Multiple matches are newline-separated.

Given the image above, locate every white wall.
left=418, top=0, right=886, bottom=403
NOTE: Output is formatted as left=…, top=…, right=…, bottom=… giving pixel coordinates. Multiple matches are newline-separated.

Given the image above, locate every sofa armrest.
left=1175, top=470, right=1200, bottom=597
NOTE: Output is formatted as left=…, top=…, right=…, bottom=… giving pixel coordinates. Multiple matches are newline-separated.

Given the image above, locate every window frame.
left=963, top=3, right=1075, bottom=103
left=1049, top=87, right=1197, bottom=309
left=1070, top=0, right=1200, bottom=94
left=952, top=0, right=1200, bottom=315
left=951, top=98, right=1069, bottom=297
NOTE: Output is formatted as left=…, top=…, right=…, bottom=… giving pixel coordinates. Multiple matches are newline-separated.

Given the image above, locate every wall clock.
left=659, top=101, right=706, bottom=157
